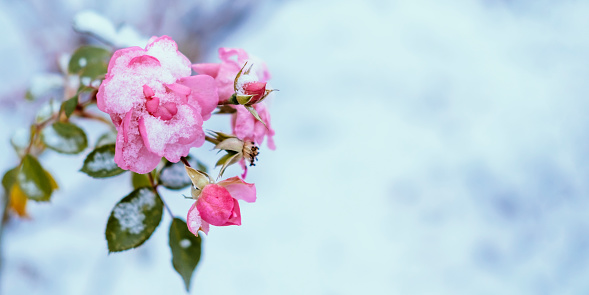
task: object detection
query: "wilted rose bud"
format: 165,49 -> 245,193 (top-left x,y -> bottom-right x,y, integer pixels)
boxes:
206,131 -> 259,178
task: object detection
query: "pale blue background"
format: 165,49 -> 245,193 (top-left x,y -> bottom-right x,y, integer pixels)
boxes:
2,0 -> 589,294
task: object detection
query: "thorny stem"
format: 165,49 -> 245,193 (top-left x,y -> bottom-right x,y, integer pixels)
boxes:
180,157 -> 191,167
148,172 -> 174,217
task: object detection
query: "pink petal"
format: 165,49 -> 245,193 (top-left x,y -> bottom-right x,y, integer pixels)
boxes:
196,184 -> 235,226
165,83 -> 191,96
219,48 -> 249,65
128,55 -> 161,67
191,63 -> 221,78
143,84 -> 154,97
145,96 -> 160,114
232,105 -> 255,141
218,176 -> 256,203
187,202 -> 207,236
177,75 -> 219,120
223,199 -> 241,226
122,110 -> 133,143
114,120 -> 161,174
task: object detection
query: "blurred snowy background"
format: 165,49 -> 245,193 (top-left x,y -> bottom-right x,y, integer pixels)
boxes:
2,0 -> 589,294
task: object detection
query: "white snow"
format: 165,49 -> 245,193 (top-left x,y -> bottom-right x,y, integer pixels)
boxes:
179,239 -> 191,248
41,124 -> 83,153
113,189 -> 156,234
73,10 -> 149,48
85,150 -> 119,172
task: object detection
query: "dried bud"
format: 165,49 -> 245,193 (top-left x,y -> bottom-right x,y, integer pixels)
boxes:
207,131 -> 260,178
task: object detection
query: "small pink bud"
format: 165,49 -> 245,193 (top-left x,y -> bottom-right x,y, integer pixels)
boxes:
242,82 -> 267,104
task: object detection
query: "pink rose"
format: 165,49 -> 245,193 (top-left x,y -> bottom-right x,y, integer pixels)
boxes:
186,176 -> 256,235
232,103 -> 275,150
97,36 -> 218,174
192,48 -> 271,104
192,48 -> 275,149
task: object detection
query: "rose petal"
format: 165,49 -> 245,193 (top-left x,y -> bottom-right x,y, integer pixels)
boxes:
218,176 -> 256,203
187,202 -> 209,236
177,75 -> 219,120
191,63 -> 220,78
196,184 -> 235,226
223,199 -> 241,226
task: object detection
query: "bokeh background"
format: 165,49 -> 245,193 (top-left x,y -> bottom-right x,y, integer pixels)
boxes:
2,0 -> 589,294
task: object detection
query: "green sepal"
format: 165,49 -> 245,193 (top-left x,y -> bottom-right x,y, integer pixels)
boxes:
41,122 -> 88,154
236,94 -> 253,105
245,105 -> 268,129
169,218 -> 202,291
215,151 -> 241,179
17,155 -> 53,201
80,144 -> 125,178
105,187 -> 163,252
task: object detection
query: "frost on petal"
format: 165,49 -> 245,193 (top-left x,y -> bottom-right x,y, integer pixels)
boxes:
187,202 -> 209,236
196,184 -> 236,226
114,115 -> 161,174
218,177 -> 256,203
145,36 -> 191,79
139,105 -> 204,161
177,75 -> 219,120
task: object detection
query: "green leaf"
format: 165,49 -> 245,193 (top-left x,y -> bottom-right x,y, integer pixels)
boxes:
105,187 -> 163,252
159,158 -> 197,190
95,131 -> 117,147
62,96 -> 78,118
79,62 -> 108,81
68,46 -> 111,74
41,122 -> 88,154
131,172 -> 151,189
17,155 -> 53,201
81,144 -> 125,178
169,218 -> 202,291
2,167 -> 18,195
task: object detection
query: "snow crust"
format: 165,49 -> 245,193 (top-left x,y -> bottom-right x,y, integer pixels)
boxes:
113,189 -> 156,234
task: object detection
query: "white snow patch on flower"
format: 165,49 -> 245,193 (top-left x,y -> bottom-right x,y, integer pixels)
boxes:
179,239 -> 191,248
113,189 -> 156,234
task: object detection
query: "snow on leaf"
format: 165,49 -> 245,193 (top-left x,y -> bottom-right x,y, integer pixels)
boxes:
81,144 -> 125,178
105,187 -> 163,252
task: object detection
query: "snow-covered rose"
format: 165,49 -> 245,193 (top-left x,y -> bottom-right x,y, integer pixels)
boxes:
97,36 -> 218,173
